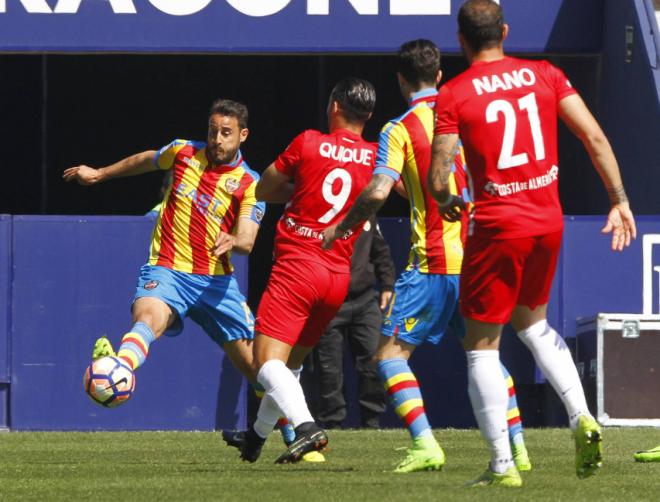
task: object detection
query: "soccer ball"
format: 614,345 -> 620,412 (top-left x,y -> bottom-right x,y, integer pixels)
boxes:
83,356 -> 135,408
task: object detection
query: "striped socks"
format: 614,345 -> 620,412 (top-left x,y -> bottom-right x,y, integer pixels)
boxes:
378,358 -> 433,440
500,363 -> 524,442
117,322 -> 157,371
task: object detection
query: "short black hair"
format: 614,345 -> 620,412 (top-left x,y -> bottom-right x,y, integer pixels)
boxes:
458,0 -> 505,53
329,78 -> 376,124
208,99 -> 249,129
397,39 -> 441,88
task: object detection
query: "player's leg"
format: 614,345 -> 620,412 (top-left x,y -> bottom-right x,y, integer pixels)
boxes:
243,260 -> 335,463
183,273 -> 295,461
115,297 -> 176,370
377,271 -> 454,473
101,265 -> 186,370
255,334 -> 326,464
463,318 -> 521,487
499,363 -> 531,471
347,292 -> 386,429
460,235 -> 528,487
266,268 -> 349,464
512,230 -> 601,479
450,305 -> 531,470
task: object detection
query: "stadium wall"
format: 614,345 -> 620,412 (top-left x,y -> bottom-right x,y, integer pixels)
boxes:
599,0 -> 660,215
1,215 -> 658,431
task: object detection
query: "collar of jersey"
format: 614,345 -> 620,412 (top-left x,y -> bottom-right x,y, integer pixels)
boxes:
409,87 -> 438,107
471,55 -> 509,68
333,128 -> 363,140
206,150 -> 243,171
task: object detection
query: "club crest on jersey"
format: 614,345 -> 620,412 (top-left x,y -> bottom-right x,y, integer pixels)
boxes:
255,208 -> 264,222
144,280 -> 159,291
485,181 -> 500,196
225,178 -> 241,193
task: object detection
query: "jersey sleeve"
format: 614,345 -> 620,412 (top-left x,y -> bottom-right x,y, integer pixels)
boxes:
153,139 -> 189,170
542,61 -> 578,103
239,179 -> 267,225
274,131 -> 307,177
374,122 -> 406,182
434,85 -> 460,135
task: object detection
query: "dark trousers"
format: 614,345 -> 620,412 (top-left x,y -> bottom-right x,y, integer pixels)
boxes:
305,289 -> 387,428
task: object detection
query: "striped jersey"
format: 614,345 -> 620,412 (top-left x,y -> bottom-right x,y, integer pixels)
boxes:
149,139 -> 265,275
374,88 -> 468,274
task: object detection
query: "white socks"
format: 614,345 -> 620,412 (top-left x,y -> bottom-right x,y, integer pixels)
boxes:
254,393 -> 281,438
256,360 -> 314,429
517,320 -> 590,430
253,365 -> 305,438
466,350 -> 513,473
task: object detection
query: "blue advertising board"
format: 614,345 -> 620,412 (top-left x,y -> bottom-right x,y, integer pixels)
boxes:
0,0 -> 602,53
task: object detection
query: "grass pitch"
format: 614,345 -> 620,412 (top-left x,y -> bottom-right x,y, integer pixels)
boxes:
0,428 -> 659,501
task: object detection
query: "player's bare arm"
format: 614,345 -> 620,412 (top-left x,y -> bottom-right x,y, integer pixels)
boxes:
428,133 -> 466,222
393,178 -> 408,199
255,163 -> 294,203
62,150 -> 158,185
211,217 -> 259,257
558,94 -> 637,251
321,173 -> 394,250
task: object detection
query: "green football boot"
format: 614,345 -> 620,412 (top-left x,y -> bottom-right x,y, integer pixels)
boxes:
574,415 -> 603,479
465,466 -> 523,488
393,436 -> 445,473
92,336 -> 116,361
634,445 -> 660,463
511,441 -> 532,472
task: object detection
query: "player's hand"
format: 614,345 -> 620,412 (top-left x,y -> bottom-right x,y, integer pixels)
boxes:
211,231 -> 236,257
380,290 -> 393,311
602,202 -> 637,251
322,225 -> 341,250
62,165 -> 104,185
438,195 -> 467,222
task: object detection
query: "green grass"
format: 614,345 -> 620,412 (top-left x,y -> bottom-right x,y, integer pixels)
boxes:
0,428 -> 659,501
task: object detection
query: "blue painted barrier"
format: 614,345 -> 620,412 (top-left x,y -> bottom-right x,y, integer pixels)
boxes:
0,215 -> 11,428
10,216 -> 247,431
3,214 -> 659,430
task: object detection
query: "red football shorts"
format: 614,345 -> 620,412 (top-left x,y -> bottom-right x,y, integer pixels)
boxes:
460,230 -> 562,324
255,258 -> 350,347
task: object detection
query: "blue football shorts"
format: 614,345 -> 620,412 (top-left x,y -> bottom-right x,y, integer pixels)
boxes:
132,264 -> 254,346
381,269 -> 461,346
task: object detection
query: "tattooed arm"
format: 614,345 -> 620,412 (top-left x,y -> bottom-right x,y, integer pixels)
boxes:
428,132 -> 466,222
321,174 -> 395,250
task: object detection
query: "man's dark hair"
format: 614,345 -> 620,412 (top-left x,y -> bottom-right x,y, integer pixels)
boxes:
208,99 -> 249,129
458,0 -> 505,53
329,78 -> 376,124
397,39 -> 441,88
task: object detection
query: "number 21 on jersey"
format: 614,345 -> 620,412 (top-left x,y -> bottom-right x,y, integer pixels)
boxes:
486,92 -> 546,170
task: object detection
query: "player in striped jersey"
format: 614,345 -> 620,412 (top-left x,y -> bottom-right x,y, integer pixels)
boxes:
63,99 -> 264,385
323,40 -> 530,473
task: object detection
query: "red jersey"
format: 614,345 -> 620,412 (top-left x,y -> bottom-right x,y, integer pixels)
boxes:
273,128 -> 377,273
435,57 -> 577,239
